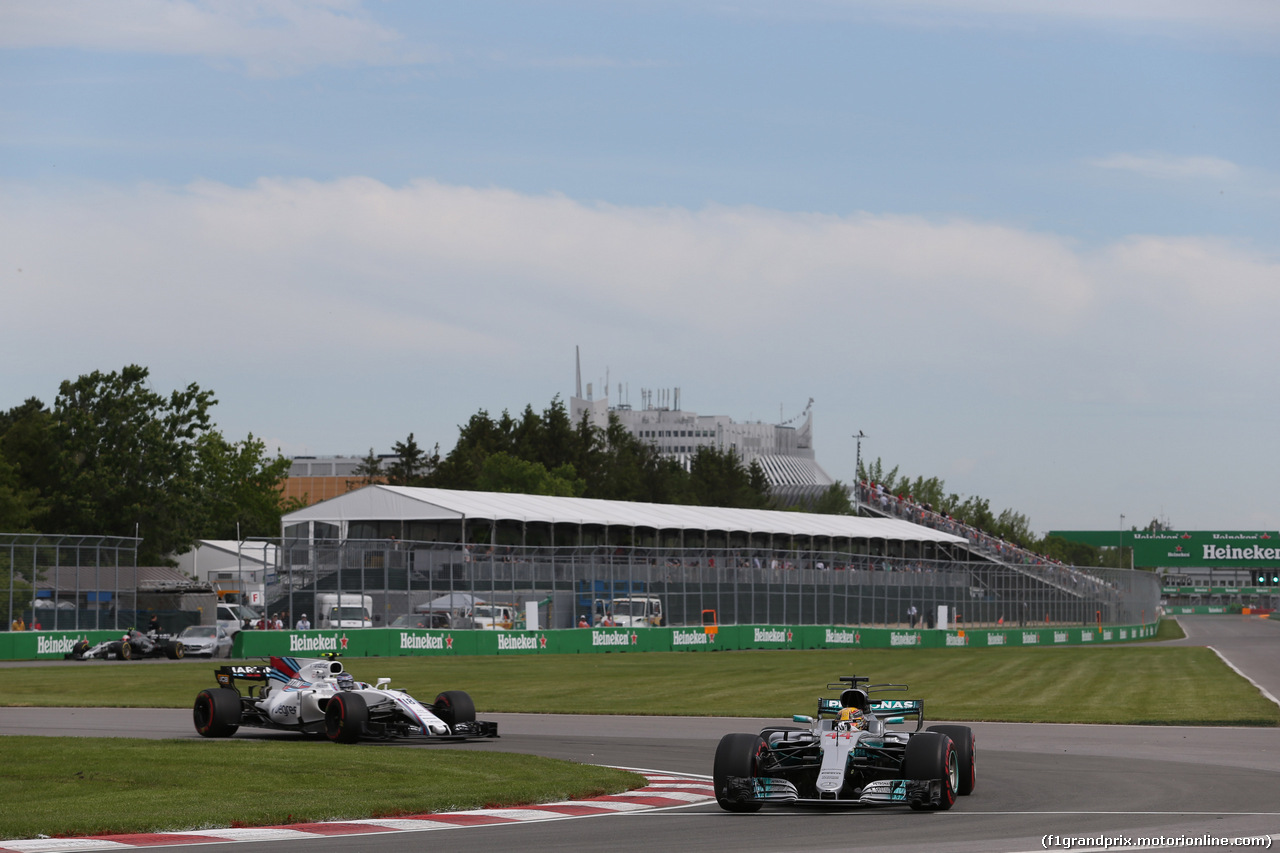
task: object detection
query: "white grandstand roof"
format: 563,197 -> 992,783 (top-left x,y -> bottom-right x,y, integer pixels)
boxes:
283,486 -> 967,544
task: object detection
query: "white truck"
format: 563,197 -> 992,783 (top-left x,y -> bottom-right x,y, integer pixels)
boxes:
317,593 -> 374,629
470,602 -> 517,630
606,596 -> 664,628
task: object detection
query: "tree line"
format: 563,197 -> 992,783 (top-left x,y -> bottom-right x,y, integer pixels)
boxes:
0,365 -> 298,565
1,364 -> 1151,572
349,396 -> 778,510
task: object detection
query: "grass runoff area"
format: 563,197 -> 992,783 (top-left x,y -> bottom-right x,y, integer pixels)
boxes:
5,619 -> 1277,725
0,737 -> 641,840
3,619 -> 1277,840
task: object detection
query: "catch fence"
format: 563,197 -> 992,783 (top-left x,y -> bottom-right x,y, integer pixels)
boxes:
2,534 -> 141,631
272,539 -> 1160,631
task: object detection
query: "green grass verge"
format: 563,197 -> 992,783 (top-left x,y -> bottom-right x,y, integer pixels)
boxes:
4,621 -> 1274,725
0,737 -> 643,840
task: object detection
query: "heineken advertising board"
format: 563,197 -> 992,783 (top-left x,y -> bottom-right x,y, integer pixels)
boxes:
1,622 -> 1162,660
1051,529 -> 1280,570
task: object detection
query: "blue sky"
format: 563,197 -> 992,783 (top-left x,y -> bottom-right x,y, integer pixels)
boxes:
3,1 -> 1278,534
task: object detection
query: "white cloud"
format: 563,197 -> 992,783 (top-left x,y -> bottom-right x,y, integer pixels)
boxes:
3,176 -> 1276,371
1089,153 -> 1242,181
0,0 -> 427,76
818,0 -> 1280,37
4,175 -> 1278,528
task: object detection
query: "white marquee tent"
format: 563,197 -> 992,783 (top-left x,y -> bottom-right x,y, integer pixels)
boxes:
282,485 -> 967,547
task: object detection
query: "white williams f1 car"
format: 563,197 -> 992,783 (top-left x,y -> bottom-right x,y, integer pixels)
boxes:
713,675 -> 975,812
192,655 -> 498,743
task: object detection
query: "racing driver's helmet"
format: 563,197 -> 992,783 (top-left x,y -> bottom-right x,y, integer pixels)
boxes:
836,706 -> 867,732
335,673 -> 356,691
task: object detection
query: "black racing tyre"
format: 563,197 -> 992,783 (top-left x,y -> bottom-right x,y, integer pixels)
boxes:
193,688 -> 242,737
433,690 -> 476,728
325,692 -> 369,744
713,733 -> 765,813
166,641 -> 184,660
928,725 -> 975,795
65,639 -> 91,660
118,641 -> 132,660
903,731 -> 957,811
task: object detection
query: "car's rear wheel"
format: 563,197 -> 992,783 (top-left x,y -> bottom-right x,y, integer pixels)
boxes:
713,733 -> 765,812
928,725 -> 975,795
325,692 -> 369,744
433,690 -> 476,728
904,731 -> 956,811
193,688 -> 242,737
118,641 -> 132,660
166,642 -> 184,660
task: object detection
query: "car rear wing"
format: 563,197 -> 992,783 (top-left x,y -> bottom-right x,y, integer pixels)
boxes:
821,675 -> 925,730
214,664 -> 271,689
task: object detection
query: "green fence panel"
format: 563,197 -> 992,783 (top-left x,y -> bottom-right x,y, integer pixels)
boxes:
6,619 -> 1163,661
1,630 -> 123,660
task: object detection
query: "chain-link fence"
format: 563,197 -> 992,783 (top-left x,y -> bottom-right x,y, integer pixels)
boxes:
2,534 -> 141,631
270,539 -> 1161,631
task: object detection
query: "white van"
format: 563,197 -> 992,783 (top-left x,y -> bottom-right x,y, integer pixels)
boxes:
317,593 -> 374,629
216,603 -> 260,636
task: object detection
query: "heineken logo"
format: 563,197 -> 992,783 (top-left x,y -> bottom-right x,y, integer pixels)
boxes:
889,632 -> 920,646
1203,545 -> 1280,561
290,634 -> 339,652
672,631 -> 708,646
591,631 -> 636,647
753,628 -> 790,643
497,634 -> 545,651
824,628 -> 859,645
36,635 -> 82,655
399,632 -> 445,650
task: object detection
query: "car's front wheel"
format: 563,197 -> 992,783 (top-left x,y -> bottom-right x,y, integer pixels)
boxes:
433,690 -> 476,728
927,725 -> 975,795
904,731 -> 957,811
713,733 -> 765,813
325,692 -> 369,744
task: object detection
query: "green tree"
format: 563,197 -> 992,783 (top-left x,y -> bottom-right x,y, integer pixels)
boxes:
46,366 -> 216,563
475,452 -> 585,496
0,453 -> 37,531
194,432 -> 300,541
353,448 -> 384,487
0,366 -> 302,565
811,482 -> 854,515
386,433 -> 437,487
687,446 -> 770,509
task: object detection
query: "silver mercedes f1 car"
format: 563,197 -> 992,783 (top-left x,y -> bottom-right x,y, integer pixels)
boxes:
713,675 -> 975,811
192,655 -> 498,743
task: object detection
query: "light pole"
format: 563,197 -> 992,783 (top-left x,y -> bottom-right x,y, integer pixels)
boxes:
853,431 -> 866,482
1119,514 -> 1125,569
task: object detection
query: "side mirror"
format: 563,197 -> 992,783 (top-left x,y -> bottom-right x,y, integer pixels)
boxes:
885,716 -> 905,724
792,714 -> 815,723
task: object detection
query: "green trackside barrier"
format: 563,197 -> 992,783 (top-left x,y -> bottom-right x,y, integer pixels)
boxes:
1162,605 -> 1242,615
224,621 -> 1160,659
4,621 -> 1160,660
0,629 -> 126,660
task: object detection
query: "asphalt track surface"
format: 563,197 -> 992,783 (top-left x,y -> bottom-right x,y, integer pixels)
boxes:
2,615 -> 1279,853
